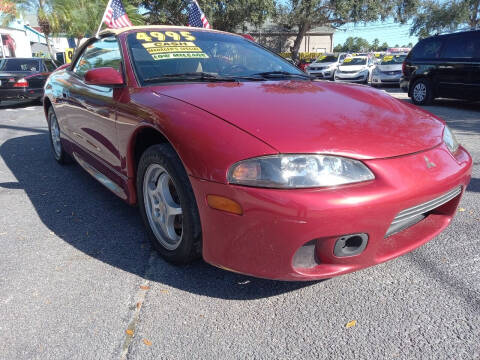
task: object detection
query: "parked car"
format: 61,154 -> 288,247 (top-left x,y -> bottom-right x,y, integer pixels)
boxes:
0,57 -> 58,104
334,56 -> 375,83
297,59 -> 313,72
43,26 -> 472,281
400,29 -> 480,105
306,53 -> 349,80
371,54 -> 407,87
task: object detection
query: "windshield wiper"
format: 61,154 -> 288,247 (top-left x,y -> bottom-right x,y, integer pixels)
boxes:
252,71 -> 314,80
143,72 -> 237,83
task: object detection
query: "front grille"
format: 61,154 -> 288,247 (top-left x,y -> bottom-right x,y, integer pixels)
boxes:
339,70 -> 358,74
381,70 -> 401,75
386,186 -> 462,237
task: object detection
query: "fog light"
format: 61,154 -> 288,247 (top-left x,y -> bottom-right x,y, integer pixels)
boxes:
334,233 -> 368,257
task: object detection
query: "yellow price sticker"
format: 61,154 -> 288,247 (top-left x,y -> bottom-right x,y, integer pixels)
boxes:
383,55 -> 393,61
343,58 -> 353,63
136,31 -> 196,43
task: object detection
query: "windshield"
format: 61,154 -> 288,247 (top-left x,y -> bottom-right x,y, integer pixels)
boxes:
0,59 -> 40,72
381,55 -> 406,65
341,58 -> 367,66
314,55 -> 337,63
127,30 -> 306,84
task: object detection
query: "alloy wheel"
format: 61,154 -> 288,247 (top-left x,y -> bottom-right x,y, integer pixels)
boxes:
413,82 -> 427,103
143,164 -> 183,250
49,111 -> 62,158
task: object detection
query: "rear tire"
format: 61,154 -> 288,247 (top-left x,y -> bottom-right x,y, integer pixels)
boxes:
137,144 -> 202,264
411,78 -> 434,105
47,106 -> 71,164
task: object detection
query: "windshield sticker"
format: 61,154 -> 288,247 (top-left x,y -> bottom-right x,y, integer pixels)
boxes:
152,53 -> 209,61
383,55 -> 393,61
343,58 -> 352,63
318,55 -> 326,60
136,31 -> 196,43
142,41 -> 203,54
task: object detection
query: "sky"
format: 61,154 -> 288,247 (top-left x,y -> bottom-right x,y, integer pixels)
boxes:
333,20 -> 419,47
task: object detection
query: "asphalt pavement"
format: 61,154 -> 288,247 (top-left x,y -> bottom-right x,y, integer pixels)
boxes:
0,90 -> 479,360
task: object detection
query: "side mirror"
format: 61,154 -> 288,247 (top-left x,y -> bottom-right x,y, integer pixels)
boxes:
85,67 -> 124,86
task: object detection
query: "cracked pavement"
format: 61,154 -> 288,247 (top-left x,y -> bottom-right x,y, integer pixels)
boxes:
0,89 -> 479,359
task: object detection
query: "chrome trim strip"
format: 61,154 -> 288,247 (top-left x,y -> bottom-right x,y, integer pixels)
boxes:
390,186 -> 462,226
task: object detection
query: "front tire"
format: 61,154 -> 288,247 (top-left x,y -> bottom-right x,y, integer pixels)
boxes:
137,144 -> 202,264
411,78 -> 434,105
47,106 -> 71,164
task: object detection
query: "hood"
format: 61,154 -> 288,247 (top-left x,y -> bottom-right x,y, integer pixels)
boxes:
310,61 -> 336,68
376,64 -> 402,72
154,80 -> 444,159
338,65 -> 367,72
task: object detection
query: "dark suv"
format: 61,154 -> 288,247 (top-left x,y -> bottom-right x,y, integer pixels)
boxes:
400,30 -> 480,105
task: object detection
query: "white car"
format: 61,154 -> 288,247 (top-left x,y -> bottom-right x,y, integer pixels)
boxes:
306,53 -> 349,80
334,56 -> 375,84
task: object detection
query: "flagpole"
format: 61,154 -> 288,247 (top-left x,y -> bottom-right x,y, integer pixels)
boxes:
95,0 -> 113,38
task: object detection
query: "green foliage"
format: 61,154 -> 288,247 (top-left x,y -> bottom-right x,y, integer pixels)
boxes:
273,0 -> 414,60
410,0 -> 480,38
130,0 -> 274,32
49,0 -> 143,39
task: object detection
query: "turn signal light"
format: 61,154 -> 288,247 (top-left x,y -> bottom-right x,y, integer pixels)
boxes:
14,78 -> 28,88
207,195 -> 243,215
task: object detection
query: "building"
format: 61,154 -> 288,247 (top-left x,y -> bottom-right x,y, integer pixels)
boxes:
245,20 -> 335,54
0,15 -> 71,60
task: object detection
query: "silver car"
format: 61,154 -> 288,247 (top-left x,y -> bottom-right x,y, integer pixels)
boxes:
306,53 -> 349,80
371,54 -> 407,87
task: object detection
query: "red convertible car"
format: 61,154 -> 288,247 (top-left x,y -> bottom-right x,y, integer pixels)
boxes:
43,26 -> 472,281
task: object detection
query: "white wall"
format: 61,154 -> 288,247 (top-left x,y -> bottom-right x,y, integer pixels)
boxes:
0,28 -> 32,57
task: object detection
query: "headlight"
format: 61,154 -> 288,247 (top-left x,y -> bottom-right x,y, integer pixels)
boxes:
228,155 -> 375,188
443,125 -> 459,154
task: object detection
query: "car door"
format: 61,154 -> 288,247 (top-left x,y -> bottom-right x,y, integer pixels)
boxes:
437,34 -> 471,99
65,36 -> 123,175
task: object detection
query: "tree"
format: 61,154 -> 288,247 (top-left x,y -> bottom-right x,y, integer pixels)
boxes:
333,36 -> 371,52
274,0 -> 414,60
131,0 -> 274,32
49,0 -> 142,42
371,38 -> 380,51
381,41 -> 389,50
410,0 -> 480,38
5,0 -> 57,58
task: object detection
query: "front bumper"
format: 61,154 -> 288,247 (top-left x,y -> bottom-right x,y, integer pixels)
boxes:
371,73 -> 401,85
190,144 -> 472,281
308,70 -> 334,80
0,88 -> 43,101
400,77 -> 410,92
335,72 -> 368,83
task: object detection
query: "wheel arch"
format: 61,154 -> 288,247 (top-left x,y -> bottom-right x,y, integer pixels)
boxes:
43,96 -> 53,117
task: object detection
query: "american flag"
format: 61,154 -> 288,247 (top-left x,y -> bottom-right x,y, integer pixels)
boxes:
188,0 -> 210,29
103,0 -> 132,29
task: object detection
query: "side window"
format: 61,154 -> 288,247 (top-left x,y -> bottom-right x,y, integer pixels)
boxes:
44,60 -> 56,72
411,38 -> 444,60
73,36 -> 122,78
441,35 -> 474,59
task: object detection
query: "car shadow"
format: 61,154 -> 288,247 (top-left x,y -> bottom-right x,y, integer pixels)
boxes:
0,132 -> 317,300
0,100 -> 40,109
467,177 -> 480,194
